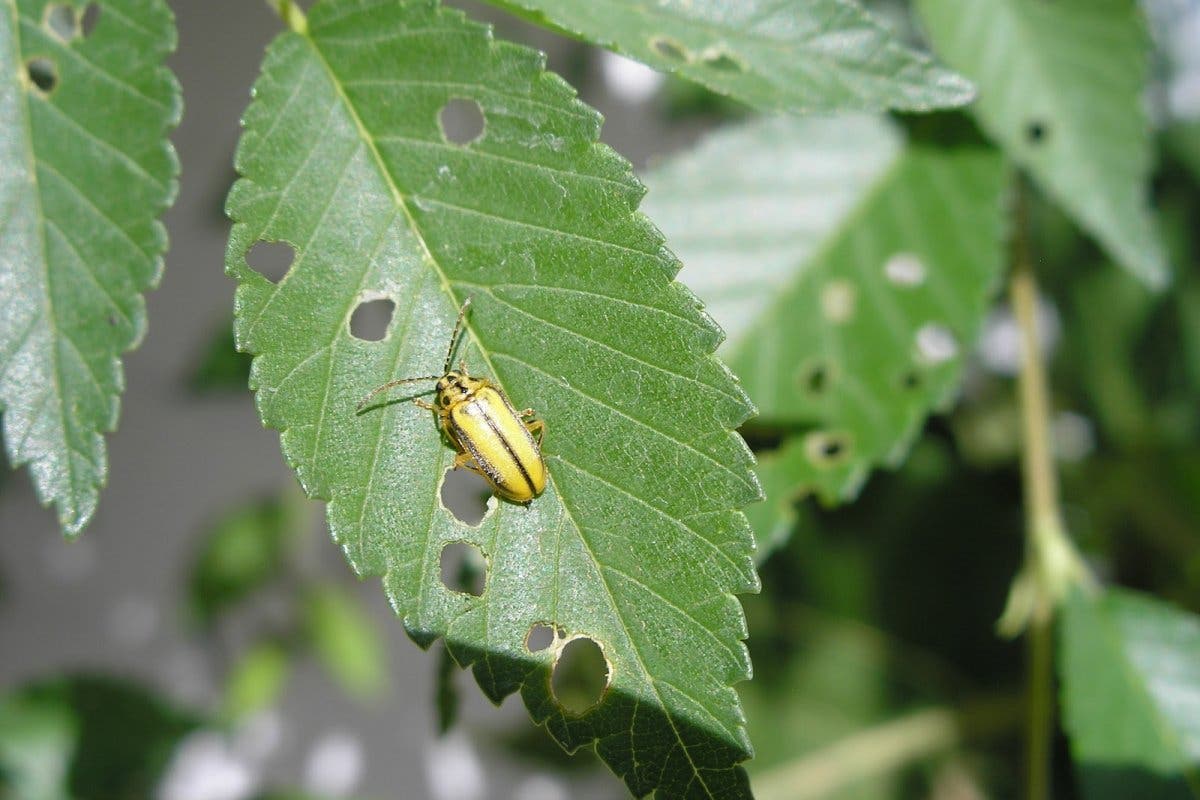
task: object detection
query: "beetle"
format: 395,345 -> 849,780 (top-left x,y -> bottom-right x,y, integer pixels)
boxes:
356,298 -> 546,504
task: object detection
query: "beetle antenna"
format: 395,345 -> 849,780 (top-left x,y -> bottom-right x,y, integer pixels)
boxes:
443,297 -> 472,374
356,377 -> 440,411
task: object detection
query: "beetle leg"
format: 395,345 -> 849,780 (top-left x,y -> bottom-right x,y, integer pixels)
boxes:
524,418 -> 545,445
453,451 -> 485,475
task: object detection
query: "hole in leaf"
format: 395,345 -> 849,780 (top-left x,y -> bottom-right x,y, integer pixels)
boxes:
899,369 -> 922,391
45,4 -> 78,40
799,360 -> 832,395
349,297 -> 395,341
821,280 -> 856,323
1025,120 -> 1048,144
245,241 -> 295,284
700,49 -> 744,72
552,637 -> 609,715
80,3 -> 100,36
804,431 -> 852,468
440,541 -> 486,597
439,98 -> 485,145
440,467 -> 491,526
526,623 -> 556,653
884,252 -> 926,286
650,36 -> 689,62
27,58 -> 58,94
915,323 -> 958,365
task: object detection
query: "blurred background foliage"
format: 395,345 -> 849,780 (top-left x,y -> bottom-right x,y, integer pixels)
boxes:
2,0 -> 1199,797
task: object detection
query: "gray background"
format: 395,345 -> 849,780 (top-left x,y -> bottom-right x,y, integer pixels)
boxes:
0,1 -> 707,797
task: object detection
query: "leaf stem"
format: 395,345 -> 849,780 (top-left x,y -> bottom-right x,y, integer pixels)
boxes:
263,0 -> 308,34
998,177 -> 1094,800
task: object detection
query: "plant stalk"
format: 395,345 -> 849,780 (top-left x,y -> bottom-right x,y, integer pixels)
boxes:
263,0 -> 308,33
1002,178 -> 1093,800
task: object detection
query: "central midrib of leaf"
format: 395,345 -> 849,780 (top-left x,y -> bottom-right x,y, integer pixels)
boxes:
298,27 -> 732,790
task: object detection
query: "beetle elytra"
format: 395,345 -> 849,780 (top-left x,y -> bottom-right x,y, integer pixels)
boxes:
356,298 -> 546,504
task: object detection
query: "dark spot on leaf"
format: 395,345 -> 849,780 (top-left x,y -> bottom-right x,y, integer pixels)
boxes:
526,623 -> 555,653
439,98 -> 484,145
800,361 -> 832,395
440,467 -> 490,526
804,431 -> 852,468
552,636 -> 609,715
107,314 -> 118,327
245,241 -> 295,284
439,541 -> 486,597
27,58 -> 58,94
81,3 -> 100,36
900,369 -> 921,391
349,297 -> 394,341
45,4 -> 77,40
650,36 -> 689,62
1026,120 -> 1048,144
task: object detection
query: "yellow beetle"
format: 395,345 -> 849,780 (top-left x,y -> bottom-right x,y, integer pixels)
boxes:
356,299 -> 546,503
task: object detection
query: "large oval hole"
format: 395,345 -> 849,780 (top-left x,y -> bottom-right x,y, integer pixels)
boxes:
551,637 -> 609,715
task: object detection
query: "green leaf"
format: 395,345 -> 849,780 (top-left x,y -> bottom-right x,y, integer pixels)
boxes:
484,0 -> 974,114
223,641 -> 292,720
643,115 -> 1006,504
187,489 -> 306,627
225,2 -> 760,797
916,0 -> 1167,288
0,0 -> 181,535
304,585 -> 386,701
1060,589 -> 1200,799
0,693 -> 75,800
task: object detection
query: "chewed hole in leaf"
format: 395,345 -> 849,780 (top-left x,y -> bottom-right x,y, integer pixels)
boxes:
440,467 -> 491,526
526,623 -> 556,653
650,35 -> 690,62
81,3 -> 100,36
804,430 -> 852,468
26,58 -> 58,94
245,241 -> 295,284
899,369 -> 922,391
821,280 -> 856,323
348,296 -> 395,341
885,252 -> 926,286
915,323 -> 958,365
700,48 -> 744,72
799,360 -> 833,395
552,636 -> 610,715
439,98 -> 485,145
439,541 -> 487,597
45,4 -> 78,40
1026,120 -> 1048,145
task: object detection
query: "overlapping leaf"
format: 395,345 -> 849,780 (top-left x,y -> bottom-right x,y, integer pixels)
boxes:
226,1 -> 760,796
0,0 -> 180,535
643,116 -> 1006,504
1060,589 -> 1200,798
485,0 -> 974,114
917,0 -> 1167,288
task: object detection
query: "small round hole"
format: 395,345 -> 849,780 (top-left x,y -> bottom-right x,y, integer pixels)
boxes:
650,36 -> 689,62
439,541 -> 486,597
26,58 -> 58,94
440,467 -> 491,526
45,4 -> 78,41
526,623 -> 556,653
80,3 -> 100,36
349,297 -> 395,341
551,637 -> 609,715
915,323 -> 958,365
1025,120 -> 1048,145
804,431 -> 852,468
439,98 -> 485,145
884,253 -> 926,287
245,241 -> 295,284
821,280 -> 856,324
700,50 -> 744,72
899,369 -> 921,391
